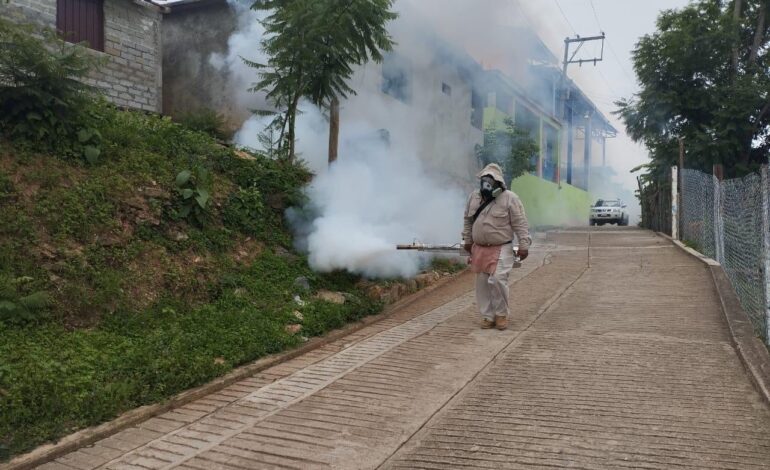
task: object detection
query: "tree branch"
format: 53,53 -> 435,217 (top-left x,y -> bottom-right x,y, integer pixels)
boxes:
752,98 -> 770,134
748,1 -> 767,64
732,0 -> 743,72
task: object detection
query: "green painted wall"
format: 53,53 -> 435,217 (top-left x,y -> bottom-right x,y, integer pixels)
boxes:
510,174 -> 591,228
483,107 -> 508,129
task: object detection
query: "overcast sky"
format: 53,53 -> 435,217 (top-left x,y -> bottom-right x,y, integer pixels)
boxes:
518,0 -> 692,191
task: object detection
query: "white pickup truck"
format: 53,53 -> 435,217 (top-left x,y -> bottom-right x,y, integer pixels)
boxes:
590,198 -> 629,226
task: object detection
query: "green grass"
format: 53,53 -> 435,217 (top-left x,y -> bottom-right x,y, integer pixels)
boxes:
0,105 -> 384,460
682,239 -> 701,251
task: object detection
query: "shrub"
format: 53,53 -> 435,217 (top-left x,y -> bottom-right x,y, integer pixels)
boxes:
173,167 -> 212,226
475,116 -> 537,183
222,186 -> 267,236
213,151 -> 311,209
0,275 -> 50,326
0,173 -> 14,204
0,19 -> 103,162
177,108 -> 233,141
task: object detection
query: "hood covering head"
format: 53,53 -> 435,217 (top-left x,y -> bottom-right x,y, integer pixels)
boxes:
477,163 -> 507,189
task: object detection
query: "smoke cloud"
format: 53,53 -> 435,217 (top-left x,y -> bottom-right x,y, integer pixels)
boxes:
212,0 -> 646,277
207,2 -> 270,116
236,98 -> 467,278
291,138 -> 465,278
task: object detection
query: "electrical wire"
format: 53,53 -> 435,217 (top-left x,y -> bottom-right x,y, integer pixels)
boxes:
586,0 -> 637,83
554,0 -> 578,35
555,0 -> 619,103
513,0 -> 538,34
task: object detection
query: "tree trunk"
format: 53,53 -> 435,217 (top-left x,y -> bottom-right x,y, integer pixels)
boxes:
288,113 -> 295,162
732,0 -> 743,72
328,96 -> 340,165
287,93 -> 302,162
749,1 -> 767,64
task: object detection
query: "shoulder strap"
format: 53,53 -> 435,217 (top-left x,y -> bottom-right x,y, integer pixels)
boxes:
471,198 -> 494,223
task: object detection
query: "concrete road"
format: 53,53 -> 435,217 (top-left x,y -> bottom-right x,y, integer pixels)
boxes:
38,228 -> 770,470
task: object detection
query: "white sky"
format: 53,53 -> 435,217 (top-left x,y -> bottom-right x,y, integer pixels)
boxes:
518,0 -> 692,190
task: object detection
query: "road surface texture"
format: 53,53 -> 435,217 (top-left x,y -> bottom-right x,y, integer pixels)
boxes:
34,228 -> 770,470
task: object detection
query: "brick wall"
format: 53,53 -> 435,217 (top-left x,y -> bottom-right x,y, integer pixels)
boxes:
1,0 -> 163,112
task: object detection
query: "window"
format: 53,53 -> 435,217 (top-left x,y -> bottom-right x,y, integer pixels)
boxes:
381,53 -> 411,104
442,82 -> 452,96
471,90 -> 483,130
57,0 -> 104,51
496,93 -> 513,115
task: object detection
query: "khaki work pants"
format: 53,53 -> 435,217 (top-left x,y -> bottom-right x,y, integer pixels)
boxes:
475,246 -> 515,321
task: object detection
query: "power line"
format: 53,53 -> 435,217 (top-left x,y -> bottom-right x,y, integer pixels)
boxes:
554,0 -> 577,35
596,68 -> 618,97
588,0 -> 603,31
586,0 -> 636,84
607,42 -> 636,84
513,0 -> 537,35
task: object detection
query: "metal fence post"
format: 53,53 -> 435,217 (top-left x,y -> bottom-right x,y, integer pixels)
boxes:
672,166 -> 679,240
761,165 -> 770,342
713,169 -> 725,265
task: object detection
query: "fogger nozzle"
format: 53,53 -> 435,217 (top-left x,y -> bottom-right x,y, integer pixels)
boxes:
396,243 -> 468,255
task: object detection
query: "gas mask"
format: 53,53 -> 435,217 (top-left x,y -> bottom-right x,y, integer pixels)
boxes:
480,175 -> 502,200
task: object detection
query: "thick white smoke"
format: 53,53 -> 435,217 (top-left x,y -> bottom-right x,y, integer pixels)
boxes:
298,139 -> 465,278
216,0 -> 648,276
208,2 -> 270,113
240,100 -> 467,278
234,103 -> 330,175
223,4 -> 476,278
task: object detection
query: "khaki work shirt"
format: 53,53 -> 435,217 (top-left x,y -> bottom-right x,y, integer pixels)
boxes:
462,190 -> 532,249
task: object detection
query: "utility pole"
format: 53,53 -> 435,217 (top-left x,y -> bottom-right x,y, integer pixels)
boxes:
559,33 -> 605,187
678,137 -> 685,237
584,111 -> 593,190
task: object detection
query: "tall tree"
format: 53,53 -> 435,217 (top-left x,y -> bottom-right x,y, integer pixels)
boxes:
475,117 -> 538,184
615,0 -> 770,177
250,0 -> 397,164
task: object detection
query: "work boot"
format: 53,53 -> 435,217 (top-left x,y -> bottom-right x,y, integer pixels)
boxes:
495,315 -> 508,330
481,318 -> 495,329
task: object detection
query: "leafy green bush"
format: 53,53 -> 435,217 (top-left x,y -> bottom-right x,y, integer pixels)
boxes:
0,173 -> 14,204
222,186 -> 266,236
475,116 -> 537,183
101,110 -> 225,166
0,19 -> 103,162
0,275 -> 50,326
177,108 -> 233,141
173,167 -> 212,226
214,152 -> 311,210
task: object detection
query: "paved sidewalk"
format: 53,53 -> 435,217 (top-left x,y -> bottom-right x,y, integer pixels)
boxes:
34,229 -> 770,469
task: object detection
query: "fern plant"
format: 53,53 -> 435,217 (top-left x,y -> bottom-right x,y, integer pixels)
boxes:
0,18 -> 103,162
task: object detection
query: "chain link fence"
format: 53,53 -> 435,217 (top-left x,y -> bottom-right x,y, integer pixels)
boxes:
638,167 -> 672,235
681,170 -> 717,259
680,168 -> 770,343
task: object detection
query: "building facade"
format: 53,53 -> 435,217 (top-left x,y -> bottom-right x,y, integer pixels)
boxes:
1,0 -> 165,112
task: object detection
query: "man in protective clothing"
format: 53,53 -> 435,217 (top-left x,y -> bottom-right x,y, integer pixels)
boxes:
462,163 -> 531,330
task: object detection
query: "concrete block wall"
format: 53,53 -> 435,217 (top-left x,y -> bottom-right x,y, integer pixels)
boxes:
1,0 -> 162,112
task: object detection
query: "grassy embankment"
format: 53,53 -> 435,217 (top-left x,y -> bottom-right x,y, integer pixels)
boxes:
0,108 -> 388,459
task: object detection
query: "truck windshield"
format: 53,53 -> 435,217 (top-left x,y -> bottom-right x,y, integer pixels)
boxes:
595,200 -> 620,207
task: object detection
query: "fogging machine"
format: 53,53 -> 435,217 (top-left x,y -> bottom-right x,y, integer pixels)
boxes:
396,242 -> 522,265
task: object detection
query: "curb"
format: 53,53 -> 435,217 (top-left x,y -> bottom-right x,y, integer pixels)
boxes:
2,269 -> 469,470
662,233 -> 770,406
